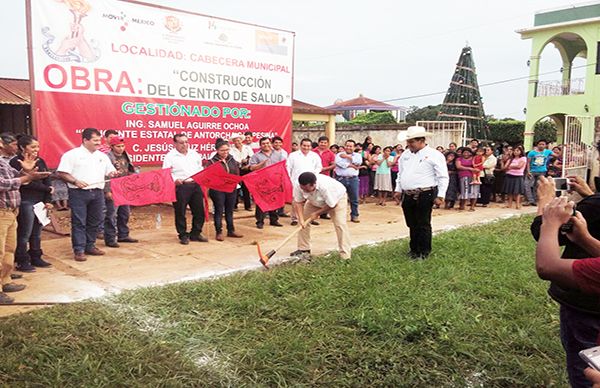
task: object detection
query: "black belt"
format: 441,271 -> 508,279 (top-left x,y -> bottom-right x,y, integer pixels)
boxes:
403,186 -> 436,195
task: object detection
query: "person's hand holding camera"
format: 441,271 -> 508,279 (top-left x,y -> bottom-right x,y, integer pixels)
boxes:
564,211 -> 592,245
542,197 -> 574,228
536,176 -> 556,215
568,175 -> 594,197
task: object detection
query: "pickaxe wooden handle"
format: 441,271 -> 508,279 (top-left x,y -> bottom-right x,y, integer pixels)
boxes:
258,216 -> 315,269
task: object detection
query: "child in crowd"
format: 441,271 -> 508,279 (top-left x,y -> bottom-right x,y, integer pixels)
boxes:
445,151 -> 459,209
50,172 -> 69,210
471,147 -> 485,185
368,145 -> 381,196
374,146 -> 396,206
355,143 -> 369,204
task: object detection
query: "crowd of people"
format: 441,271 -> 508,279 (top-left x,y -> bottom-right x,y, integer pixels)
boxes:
3,125 -> 600,386
0,128 -> 575,300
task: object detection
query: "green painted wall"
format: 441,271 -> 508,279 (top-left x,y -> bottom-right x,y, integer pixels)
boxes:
520,21 -> 600,149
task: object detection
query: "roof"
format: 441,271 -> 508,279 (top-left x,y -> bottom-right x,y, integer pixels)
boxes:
325,94 -> 401,111
534,2 -> 600,26
292,99 -> 336,115
0,78 -> 30,105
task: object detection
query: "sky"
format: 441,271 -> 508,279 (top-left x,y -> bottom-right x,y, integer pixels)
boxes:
0,0 -> 581,120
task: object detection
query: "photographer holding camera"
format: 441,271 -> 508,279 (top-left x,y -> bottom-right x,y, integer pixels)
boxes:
532,175 -> 600,387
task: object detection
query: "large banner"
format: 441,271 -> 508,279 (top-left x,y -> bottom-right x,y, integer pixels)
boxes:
28,0 -> 294,167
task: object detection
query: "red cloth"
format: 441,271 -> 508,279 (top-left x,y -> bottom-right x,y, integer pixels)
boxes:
191,162 -> 242,193
314,147 -> 336,175
192,161 -> 243,220
242,160 -> 292,212
573,258 -> 600,295
111,168 -> 176,206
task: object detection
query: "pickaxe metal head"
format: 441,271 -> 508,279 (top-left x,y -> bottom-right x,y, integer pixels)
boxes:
257,243 -> 276,269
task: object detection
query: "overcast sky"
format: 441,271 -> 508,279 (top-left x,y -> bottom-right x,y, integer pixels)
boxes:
1,0 -> 582,119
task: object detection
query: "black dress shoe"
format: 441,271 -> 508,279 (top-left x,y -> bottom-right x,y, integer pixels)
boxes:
310,220 -> 320,226
10,274 -> 23,280
117,237 -> 139,243
105,241 -> 120,248
179,236 -> 190,245
270,221 -> 284,227
3,283 -> 26,293
15,263 -> 36,272
190,234 -> 209,242
290,221 -> 298,226
278,212 -> 291,218
31,258 -> 52,267
319,214 -> 331,220
256,223 -> 264,229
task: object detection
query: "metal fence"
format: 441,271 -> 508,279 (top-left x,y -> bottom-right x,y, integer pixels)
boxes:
416,120 -> 467,148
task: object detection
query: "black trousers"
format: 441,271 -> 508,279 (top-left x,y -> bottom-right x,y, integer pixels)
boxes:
478,175 -> 494,205
173,183 -> 204,239
255,205 -> 279,226
401,190 -> 434,256
209,189 -> 236,234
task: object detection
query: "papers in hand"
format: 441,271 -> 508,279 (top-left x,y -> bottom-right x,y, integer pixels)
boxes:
33,202 -> 51,226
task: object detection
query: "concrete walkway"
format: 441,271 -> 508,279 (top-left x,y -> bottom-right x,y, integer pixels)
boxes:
0,203 -> 536,316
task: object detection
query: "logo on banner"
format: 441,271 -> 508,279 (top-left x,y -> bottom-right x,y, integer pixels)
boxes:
255,30 -> 288,55
102,11 -> 155,31
41,0 -> 100,63
164,16 -> 182,33
204,19 -> 242,49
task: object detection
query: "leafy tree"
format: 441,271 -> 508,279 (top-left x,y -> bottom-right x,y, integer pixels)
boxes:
533,119 -> 557,143
347,111 -> 397,125
405,105 -> 443,123
487,119 -> 557,145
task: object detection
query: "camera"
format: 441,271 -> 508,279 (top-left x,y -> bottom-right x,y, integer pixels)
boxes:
553,177 -> 569,197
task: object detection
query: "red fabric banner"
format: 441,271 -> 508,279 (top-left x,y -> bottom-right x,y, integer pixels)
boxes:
191,162 -> 243,193
111,168 -> 176,206
242,160 -> 292,212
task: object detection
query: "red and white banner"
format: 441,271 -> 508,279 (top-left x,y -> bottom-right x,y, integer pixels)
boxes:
28,0 -> 294,167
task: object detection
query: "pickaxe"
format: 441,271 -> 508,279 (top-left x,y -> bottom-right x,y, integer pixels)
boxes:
257,217 -> 314,269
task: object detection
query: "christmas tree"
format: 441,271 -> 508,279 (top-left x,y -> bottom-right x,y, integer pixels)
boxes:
438,45 -> 489,139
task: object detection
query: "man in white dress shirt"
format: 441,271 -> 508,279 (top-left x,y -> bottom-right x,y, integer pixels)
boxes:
286,138 -> 322,226
57,128 -> 118,261
394,127 -> 449,260
162,133 -> 207,245
291,172 -> 351,259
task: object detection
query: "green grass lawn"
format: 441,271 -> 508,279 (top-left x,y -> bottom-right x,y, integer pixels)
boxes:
0,215 -> 567,387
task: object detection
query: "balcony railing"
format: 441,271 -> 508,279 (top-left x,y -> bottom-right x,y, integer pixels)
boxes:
536,77 -> 585,97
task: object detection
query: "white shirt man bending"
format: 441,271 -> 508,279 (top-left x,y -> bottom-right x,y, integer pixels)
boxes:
291,172 -> 351,260
393,127 -> 448,260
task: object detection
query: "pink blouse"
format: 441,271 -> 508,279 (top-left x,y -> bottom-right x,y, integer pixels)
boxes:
506,156 -> 527,176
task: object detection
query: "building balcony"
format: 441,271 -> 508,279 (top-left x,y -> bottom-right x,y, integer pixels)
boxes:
536,77 -> 585,97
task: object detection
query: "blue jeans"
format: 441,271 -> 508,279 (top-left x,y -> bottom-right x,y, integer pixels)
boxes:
104,197 -> 131,243
560,305 -> 600,388
525,172 -> 545,204
15,201 -> 43,265
209,190 -> 236,234
337,176 -> 359,218
69,188 -> 104,254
